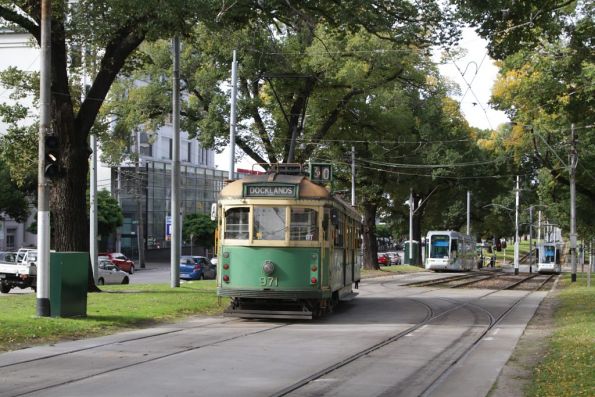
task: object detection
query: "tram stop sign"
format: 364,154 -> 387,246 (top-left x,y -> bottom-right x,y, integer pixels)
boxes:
309,163 -> 332,184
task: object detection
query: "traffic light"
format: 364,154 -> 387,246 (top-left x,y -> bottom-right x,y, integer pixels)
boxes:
44,135 -> 61,179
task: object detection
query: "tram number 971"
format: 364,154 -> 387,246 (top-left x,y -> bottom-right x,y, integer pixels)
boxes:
260,277 -> 278,287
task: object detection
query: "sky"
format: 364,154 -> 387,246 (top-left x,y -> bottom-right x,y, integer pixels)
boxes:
215,28 -> 510,172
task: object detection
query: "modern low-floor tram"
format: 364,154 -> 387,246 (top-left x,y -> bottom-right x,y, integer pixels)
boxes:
424,230 -> 477,272
536,242 -> 562,274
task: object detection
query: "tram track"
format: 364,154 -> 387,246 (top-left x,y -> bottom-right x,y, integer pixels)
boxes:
271,273 -> 557,397
2,319 -> 291,397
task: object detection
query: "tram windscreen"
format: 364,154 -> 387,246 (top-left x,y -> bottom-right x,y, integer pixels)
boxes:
290,208 -> 318,241
224,208 -> 249,239
429,235 -> 450,258
543,245 -> 556,263
254,207 -> 286,240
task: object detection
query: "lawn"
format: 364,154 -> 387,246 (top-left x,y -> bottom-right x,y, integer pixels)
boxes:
0,281 -> 222,352
527,273 -> 594,397
361,264 -> 424,278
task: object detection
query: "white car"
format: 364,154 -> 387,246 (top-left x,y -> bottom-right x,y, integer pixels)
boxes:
97,260 -> 130,285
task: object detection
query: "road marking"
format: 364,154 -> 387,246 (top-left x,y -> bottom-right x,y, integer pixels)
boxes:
492,328 -> 501,336
483,337 -> 495,341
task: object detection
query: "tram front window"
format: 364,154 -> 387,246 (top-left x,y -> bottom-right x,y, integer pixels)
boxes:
544,246 -> 555,263
430,235 -> 450,258
224,208 -> 249,239
254,207 -> 286,240
290,208 -> 318,241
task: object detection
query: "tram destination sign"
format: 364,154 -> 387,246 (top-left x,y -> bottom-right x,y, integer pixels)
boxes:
244,183 -> 298,198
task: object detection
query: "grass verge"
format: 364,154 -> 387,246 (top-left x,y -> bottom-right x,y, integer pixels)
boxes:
0,281 -> 222,352
361,265 -> 424,279
527,274 -> 594,397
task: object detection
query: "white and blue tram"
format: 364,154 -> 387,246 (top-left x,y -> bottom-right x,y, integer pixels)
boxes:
536,242 -> 562,274
424,230 -> 477,272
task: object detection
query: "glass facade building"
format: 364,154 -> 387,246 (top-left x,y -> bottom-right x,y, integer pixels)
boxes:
112,160 -> 227,257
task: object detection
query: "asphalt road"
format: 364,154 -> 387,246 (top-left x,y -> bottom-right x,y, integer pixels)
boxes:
0,272 -> 547,397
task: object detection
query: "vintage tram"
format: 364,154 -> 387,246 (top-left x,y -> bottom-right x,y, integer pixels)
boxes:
424,230 -> 477,271
215,168 -> 361,319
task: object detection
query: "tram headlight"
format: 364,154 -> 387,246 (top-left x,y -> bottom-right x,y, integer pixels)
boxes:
263,260 -> 275,275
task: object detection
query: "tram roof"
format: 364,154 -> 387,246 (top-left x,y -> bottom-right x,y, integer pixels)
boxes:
220,174 -> 331,200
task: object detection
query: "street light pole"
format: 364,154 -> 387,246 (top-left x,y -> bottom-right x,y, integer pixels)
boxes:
514,176 -> 520,275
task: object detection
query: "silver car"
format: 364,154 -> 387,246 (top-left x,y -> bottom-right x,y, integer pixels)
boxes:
97,260 -> 130,285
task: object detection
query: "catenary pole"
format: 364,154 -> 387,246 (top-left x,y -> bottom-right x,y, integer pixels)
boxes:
466,191 -> 471,235
529,206 -> 533,274
409,189 -> 413,264
228,50 -> 237,179
36,0 -> 51,317
351,146 -> 355,206
170,36 -> 181,287
90,133 -> 98,283
514,176 -> 520,275
570,123 -> 577,282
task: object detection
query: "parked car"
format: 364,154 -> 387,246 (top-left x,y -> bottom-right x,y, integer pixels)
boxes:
377,253 -> 390,266
179,255 -> 216,280
97,260 -> 130,285
99,252 -> 135,274
386,251 -> 401,265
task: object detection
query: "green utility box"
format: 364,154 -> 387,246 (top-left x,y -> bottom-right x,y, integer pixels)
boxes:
50,252 -> 88,317
403,240 -> 420,265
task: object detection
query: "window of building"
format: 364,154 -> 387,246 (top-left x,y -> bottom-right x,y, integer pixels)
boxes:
168,138 -> 173,160
187,142 -> 192,163
6,228 -> 16,250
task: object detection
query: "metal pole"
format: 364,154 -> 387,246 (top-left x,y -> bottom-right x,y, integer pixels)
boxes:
36,0 -> 51,317
351,146 -> 355,206
537,210 -> 541,243
136,130 -> 145,269
170,36 -> 181,287
228,50 -> 237,179
514,176 -> 520,275
529,206 -> 533,274
116,165 -> 122,252
409,189 -> 413,264
90,134 -> 98,283
588,239 -> 592,288
466,191 -> 471,235
570,123 -> 577,282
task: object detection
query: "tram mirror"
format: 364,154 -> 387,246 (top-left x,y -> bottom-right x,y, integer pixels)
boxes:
210,203 -> 217,221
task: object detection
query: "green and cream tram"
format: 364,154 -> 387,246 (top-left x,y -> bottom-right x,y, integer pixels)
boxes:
216,172 -> 361,319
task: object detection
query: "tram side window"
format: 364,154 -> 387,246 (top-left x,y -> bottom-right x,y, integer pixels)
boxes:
334,213 -> 344,247
290,208 -> 318,241
451,239 -> 458,258
254,207 -> 286,240
224,208 -> 250,239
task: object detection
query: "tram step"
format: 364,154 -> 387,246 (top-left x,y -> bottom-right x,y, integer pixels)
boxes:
224,308 -> 313,320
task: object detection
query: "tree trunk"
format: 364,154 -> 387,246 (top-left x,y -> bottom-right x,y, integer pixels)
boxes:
362,202 -> 379,270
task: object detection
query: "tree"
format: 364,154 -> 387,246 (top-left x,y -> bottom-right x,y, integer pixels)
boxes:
182,213 -> 216,249
0,159 -> 30,222
96,190 -> 123,239
0,0 -> 459,254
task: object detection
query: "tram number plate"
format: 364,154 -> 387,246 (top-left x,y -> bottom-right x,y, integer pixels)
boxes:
260,277 -> 278,287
